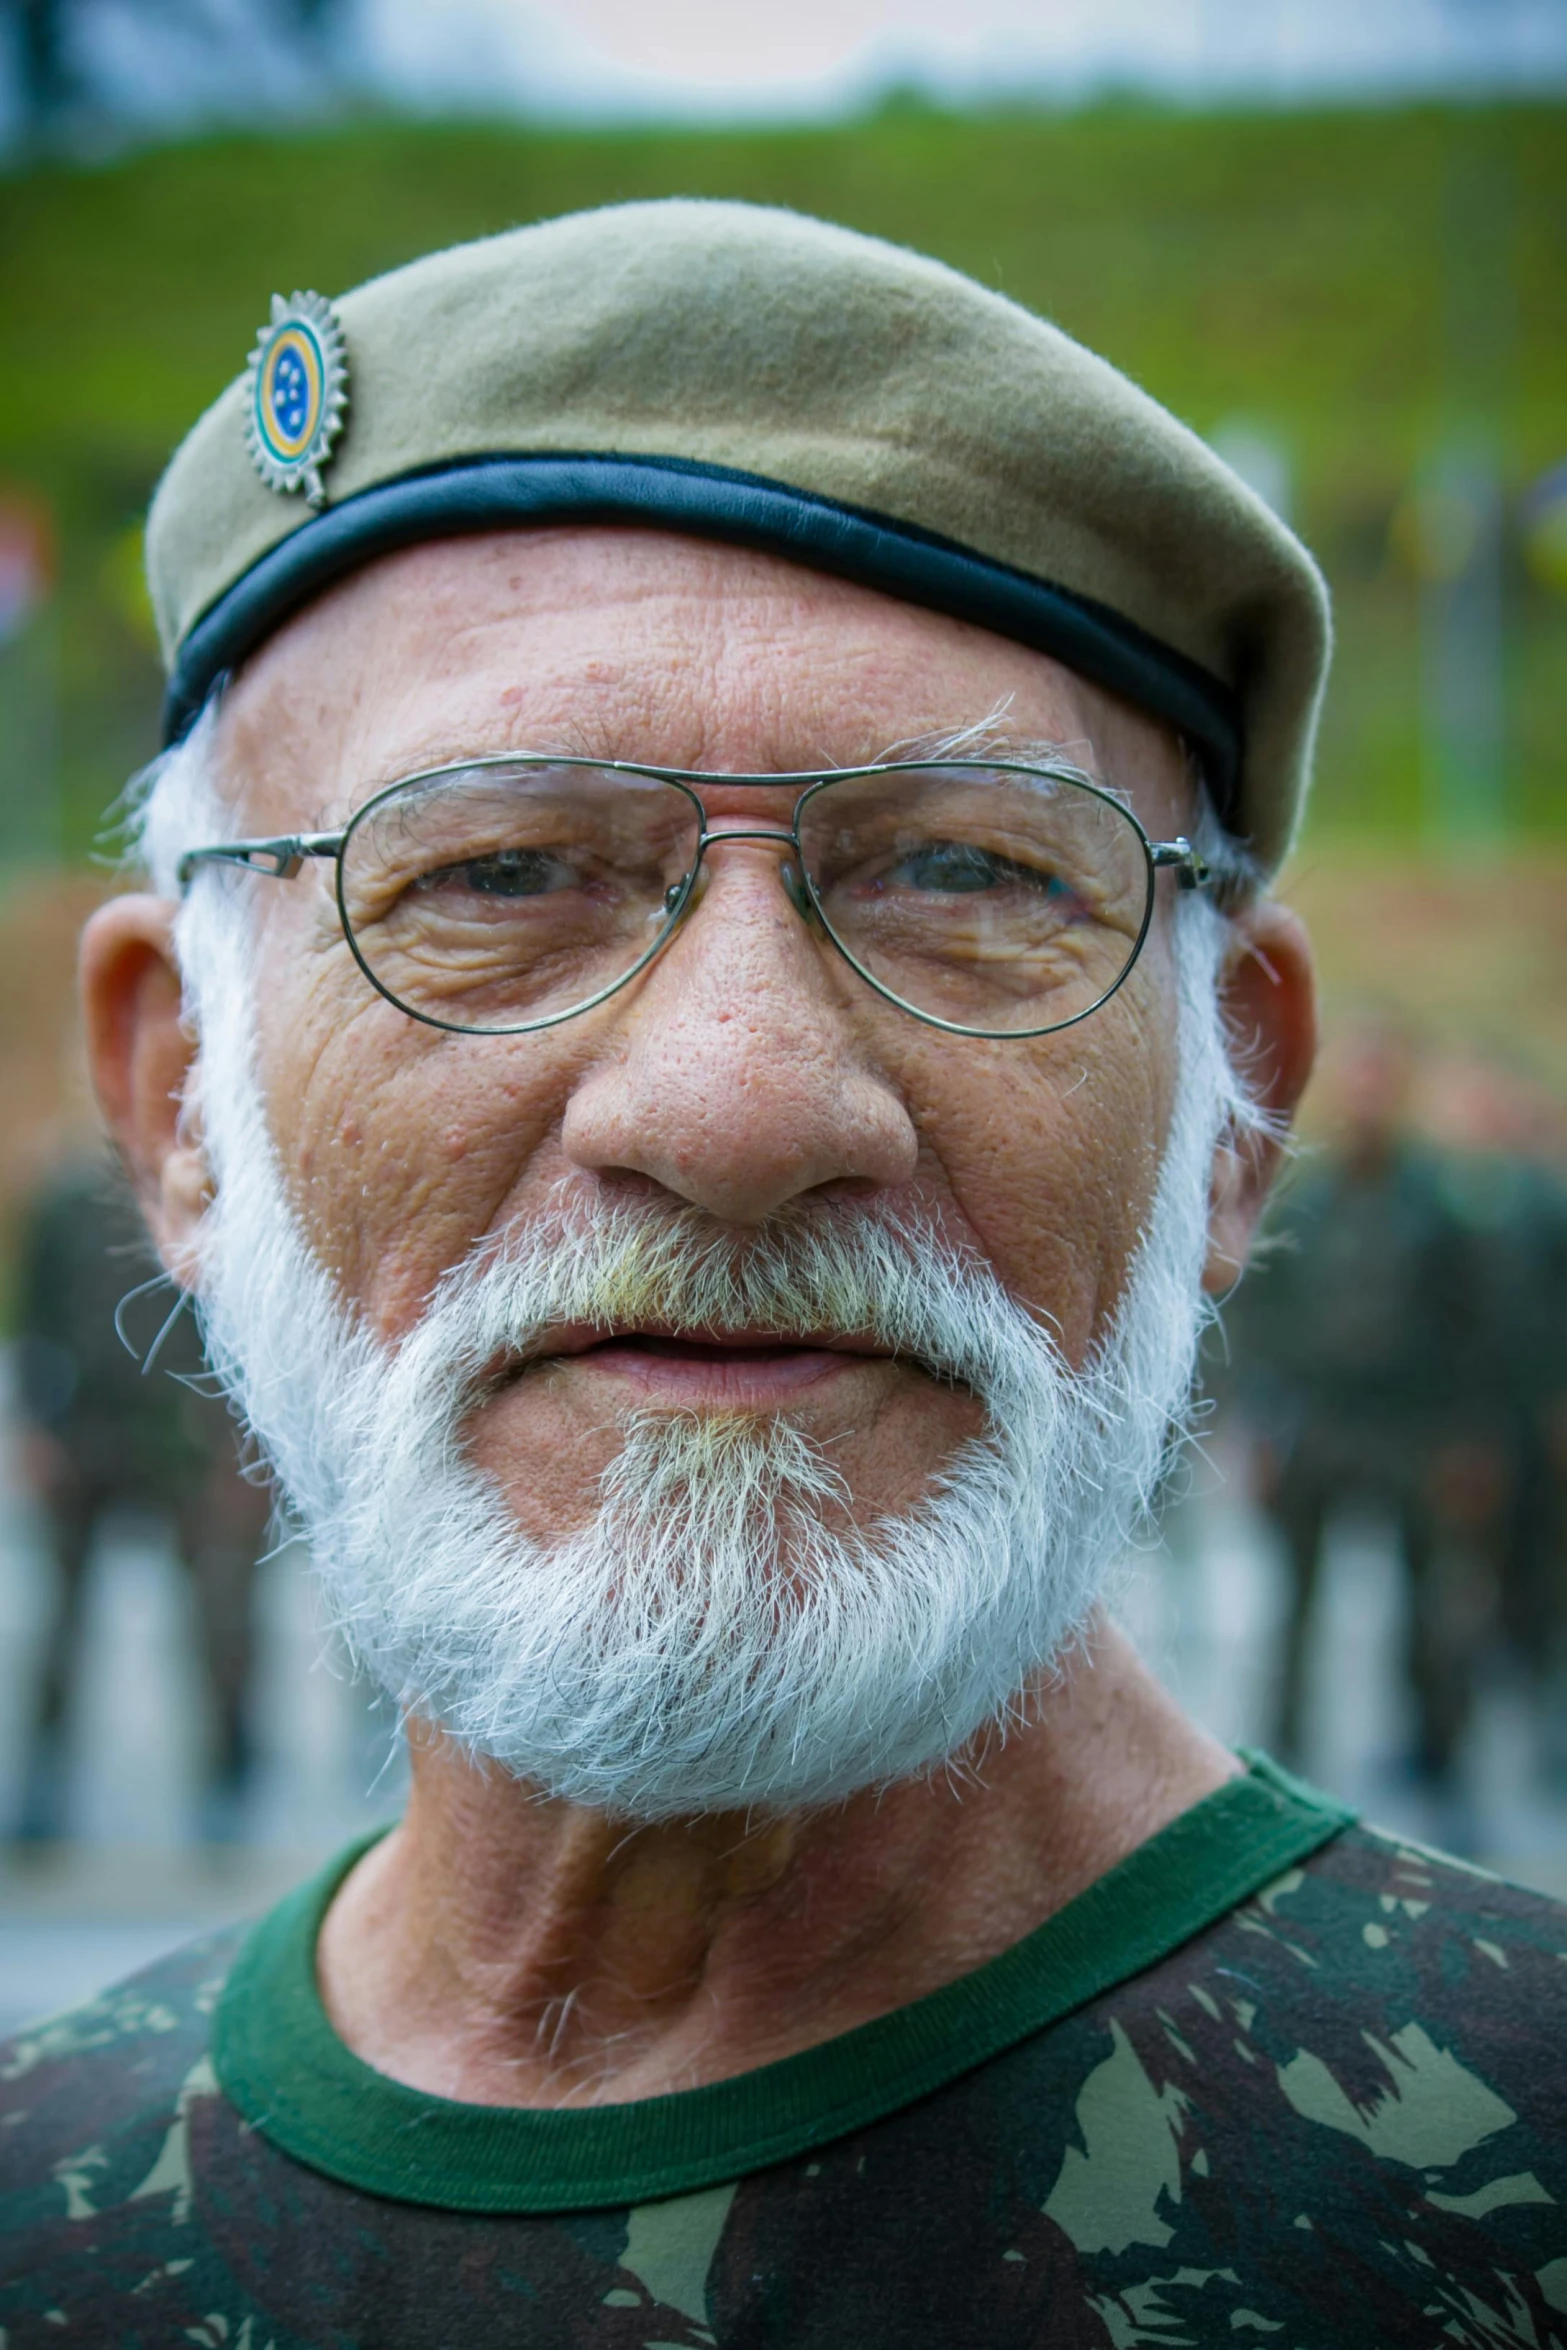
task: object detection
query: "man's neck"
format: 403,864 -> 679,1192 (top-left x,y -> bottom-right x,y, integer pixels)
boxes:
316,1620 -> 1237,2109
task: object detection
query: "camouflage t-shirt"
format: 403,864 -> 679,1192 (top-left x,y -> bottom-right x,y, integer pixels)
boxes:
3,1758 -> 1566,2348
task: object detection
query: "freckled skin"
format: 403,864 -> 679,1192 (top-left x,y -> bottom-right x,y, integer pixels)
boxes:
82,527 -> 1316,2109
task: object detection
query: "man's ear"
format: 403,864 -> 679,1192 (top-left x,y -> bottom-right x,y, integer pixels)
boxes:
1203,898 -> 1317,1296
79,894 -> 210,1288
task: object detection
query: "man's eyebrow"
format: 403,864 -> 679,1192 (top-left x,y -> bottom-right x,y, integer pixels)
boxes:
319,721 -> 663,812
314,723 -> 1112,818
868,714 -> 1101,776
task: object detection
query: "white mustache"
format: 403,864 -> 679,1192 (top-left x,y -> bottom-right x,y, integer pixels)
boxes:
392,1190 -> 1056,1428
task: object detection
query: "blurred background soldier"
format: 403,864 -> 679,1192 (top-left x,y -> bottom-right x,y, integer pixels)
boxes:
1230,1020 -> 1498,1797
1427,1054 -> 1567,1784
8,1151 -> 271,1845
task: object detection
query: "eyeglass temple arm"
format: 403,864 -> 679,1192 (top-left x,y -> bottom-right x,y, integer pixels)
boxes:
1149,838 -> 1211,891
177,823 -> 1212,893
176,833 -> 344,889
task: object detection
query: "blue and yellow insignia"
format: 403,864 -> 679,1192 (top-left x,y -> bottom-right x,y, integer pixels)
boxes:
244,290 -> 348,510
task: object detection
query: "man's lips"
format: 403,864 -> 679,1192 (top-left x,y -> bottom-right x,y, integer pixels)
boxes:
498,1324 -> 896,1400
528,1324 -> 891,1363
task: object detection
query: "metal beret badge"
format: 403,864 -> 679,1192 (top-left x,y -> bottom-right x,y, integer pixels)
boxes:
245,291 -> 348,509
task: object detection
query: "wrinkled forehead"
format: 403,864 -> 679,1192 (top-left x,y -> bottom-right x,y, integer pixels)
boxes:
211,527 -> 1200,843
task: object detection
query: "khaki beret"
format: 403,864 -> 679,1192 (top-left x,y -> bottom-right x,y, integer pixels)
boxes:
147,198 -> 1331,871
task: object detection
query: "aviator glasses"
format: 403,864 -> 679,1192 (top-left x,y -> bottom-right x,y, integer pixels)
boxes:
177,756 -> 1211,1042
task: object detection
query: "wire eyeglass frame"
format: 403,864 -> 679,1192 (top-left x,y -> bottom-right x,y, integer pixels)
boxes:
175,753 -> 1213,1043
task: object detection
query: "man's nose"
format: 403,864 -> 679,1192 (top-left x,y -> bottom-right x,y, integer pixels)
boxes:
560,847 -> 919,1225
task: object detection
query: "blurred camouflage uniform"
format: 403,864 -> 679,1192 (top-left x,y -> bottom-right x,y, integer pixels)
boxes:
9,1153 -> 270,1841
1229,1140 -> 1493,1784
4,1761 -> 1566,2345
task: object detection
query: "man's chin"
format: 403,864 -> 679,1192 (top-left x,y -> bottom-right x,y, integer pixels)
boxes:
464,1355 -> 988,1536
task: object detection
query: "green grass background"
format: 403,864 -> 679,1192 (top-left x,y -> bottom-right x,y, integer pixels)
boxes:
0,99 -> 1563,858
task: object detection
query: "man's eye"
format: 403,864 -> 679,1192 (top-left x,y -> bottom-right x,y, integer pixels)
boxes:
419,849 -> 582,897
884,842 -> 1068,897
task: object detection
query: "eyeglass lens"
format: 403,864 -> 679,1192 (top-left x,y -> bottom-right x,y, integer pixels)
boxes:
338,761 -> 1152,1037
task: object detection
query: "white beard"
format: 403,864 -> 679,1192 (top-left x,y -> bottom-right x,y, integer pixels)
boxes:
174,868 -> 1231,1821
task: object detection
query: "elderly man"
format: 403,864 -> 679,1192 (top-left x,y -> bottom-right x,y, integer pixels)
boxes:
3,203 -> 1563,2345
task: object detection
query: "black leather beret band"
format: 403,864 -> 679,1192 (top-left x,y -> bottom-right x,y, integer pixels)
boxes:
161,451 -> 1244,827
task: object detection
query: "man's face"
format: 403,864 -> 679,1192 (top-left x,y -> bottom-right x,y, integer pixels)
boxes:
214,527 -> 1196,1548
1333,1026 -> 1416,1159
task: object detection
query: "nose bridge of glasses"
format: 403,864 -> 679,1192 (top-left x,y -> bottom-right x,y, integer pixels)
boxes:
697,822 -> 799,850
671,823 -> 818,929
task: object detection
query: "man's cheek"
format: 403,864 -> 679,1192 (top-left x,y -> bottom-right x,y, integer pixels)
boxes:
929,1071 -> 1162,1362
275,1080 -> 567,1342
256,1050 -> 429,1312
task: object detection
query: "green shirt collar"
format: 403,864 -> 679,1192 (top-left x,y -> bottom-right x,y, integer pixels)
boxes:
213,1752 -> 1352,2214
